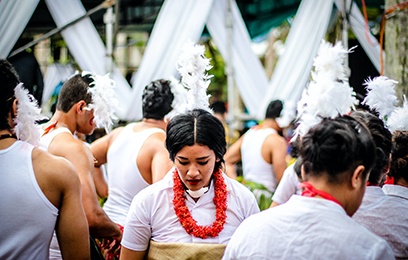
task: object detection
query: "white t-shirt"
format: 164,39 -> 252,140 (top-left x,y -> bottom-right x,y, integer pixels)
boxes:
271,163 -> 301,205
223,195 -> 394,260
121,168 -> 260,251
383,184 -> 408,200
353,186 -> 408,259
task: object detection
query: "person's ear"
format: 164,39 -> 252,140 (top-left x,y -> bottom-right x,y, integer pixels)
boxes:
301,165 -> 307,181
383,154 -> 391,174
12,99 -> 18,116
76,101 -> 87,114
351,165 -> 366,189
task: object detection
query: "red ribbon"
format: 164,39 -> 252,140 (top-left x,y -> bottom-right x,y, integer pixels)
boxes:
41,121 -> 58,137
384,176 -> 395,185
298,181 -> 342,207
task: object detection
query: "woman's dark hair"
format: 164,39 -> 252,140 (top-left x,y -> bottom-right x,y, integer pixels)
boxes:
56,74 -> 94,113
142,79 -> 174,120
0,59 -> 20,130
166,109 -> 226,172
294,157 -> 303,180
300,115 -> 376,184
349,111 -> 392,185
389,131 -> 408,183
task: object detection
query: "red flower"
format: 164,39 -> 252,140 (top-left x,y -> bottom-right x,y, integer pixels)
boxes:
172,168 -> 228,239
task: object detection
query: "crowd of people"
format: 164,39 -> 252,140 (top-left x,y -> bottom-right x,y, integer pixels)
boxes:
1,38 -> 408,260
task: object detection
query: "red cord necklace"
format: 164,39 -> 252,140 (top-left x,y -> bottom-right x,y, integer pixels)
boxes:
172,168 -> 228,239
299,181 -> 342,207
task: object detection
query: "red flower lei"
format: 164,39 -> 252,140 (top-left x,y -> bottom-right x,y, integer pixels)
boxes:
172,168 -> 228,239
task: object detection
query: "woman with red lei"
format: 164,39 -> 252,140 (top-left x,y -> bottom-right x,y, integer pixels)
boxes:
120,109 -> 259,260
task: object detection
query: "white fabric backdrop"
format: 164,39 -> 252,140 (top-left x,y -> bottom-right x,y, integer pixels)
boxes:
42,63 -> 75,105
0,0 -> 40,58
256,0 -> 334,120
127,0 -> 215,120
334,0 -> 384,73
207,0 -> 269,117
45,0 -> 132,119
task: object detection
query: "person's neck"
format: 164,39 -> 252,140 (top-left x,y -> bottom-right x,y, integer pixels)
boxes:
141,118 -> 167,130
0,129 -> 17,149
262,118 -> 280,132
396,178 -> 408,189
48,111 -> 76,135
305,178 -> 350,213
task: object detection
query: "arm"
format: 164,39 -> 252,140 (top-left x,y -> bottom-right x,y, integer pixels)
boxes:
90,128 -> 123,199
150,133 -> 173,183
224,135 -> 245,179
52,135 -> 122,241
120,247 -> 146,260
54,158 -> 90,260
269,135 -> 287,183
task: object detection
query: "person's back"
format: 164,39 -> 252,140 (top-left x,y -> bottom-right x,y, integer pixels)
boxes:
0,59 -> 89,260
91,79 -> 174,226
223,116 -> 394,260
100,123 -> 168,226
224,195 -> 392,260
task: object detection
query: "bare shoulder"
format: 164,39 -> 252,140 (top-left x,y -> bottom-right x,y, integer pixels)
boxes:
265,133 -> 287,146
51,132 -> 92,158
32,147 -> 79,184
106,126 -> 125,145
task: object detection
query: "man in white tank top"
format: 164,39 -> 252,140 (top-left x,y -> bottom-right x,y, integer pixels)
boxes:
0,59 -> 89,259
90,79 -> 174,227
40,72 -> 122,258
225,100 -> 287,194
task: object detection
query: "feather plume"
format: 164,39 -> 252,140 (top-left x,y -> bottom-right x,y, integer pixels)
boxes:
176,40 -> 213,112
84,72 -> 118,133
362,76 -> 398,121
276,100 -> 296,128
292,41 -> 357,140
312,40 -> 354,81
13,83 -> 48,146
387,95 -> 408,132
165,77 -> 189,120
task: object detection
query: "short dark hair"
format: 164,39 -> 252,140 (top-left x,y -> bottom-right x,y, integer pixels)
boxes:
350,111 -> 392,185
389,131 -> 408,184
301,116 -> 376,184
0,59 -> 20,130
166,109 -> 226,172
142,79 -> 174,120
56,74 -> 93,113
265,100 -> 283,119
211,101 -> 227,114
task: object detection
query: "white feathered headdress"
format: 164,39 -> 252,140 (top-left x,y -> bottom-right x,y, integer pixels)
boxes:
81,71 -> 118,132
165,77 -> 189,120
293,40 -> 357,139
362,76 -> 398,121
176,40 -> 213,112
387,95 -> 408,132
13,83 -> 48,146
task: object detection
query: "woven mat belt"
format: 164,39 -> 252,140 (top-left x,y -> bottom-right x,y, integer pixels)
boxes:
147,240 -> 226,260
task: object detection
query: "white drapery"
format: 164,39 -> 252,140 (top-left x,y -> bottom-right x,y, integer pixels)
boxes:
256,0 -> 334,119
0,0 -> 40,58
128,0 -> 268,119
334,0 -> 384,73
207,0 -> 269,117
45,0 -> 131,119
127,0 -> 215,120
42,63 -> 75,105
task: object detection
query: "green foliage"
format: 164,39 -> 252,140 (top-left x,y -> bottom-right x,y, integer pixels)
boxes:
237,176 -> 273,210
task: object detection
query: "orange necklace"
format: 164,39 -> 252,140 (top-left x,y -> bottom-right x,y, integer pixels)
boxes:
172,168 -> 228,239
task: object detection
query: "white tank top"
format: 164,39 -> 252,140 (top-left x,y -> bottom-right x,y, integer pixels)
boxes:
0,141 -> 58,259
40,127 -> 72,151
241,128 -> 278,192
40,126 -> 72,260
103,124 -> 165,226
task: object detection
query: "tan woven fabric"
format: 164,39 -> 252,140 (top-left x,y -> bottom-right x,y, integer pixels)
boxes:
147,240 -> 226,260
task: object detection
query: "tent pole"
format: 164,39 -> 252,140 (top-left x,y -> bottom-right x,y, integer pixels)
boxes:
226,0 -> 236,129
104,6 -> 115,73
8,0 -> 115,59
